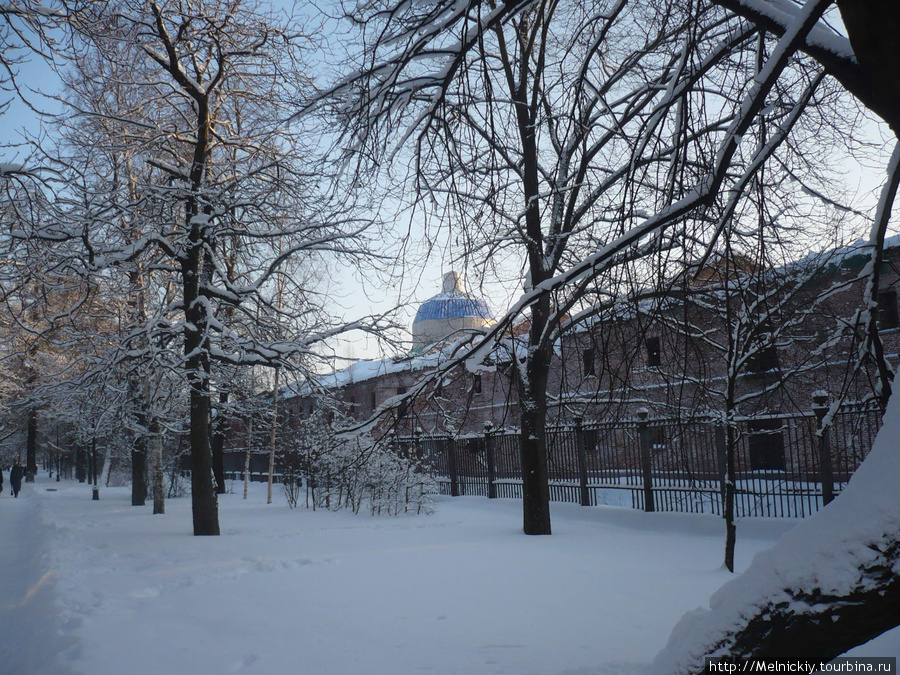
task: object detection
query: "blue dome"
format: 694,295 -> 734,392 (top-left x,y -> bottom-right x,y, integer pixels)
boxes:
414,292 -> 494,324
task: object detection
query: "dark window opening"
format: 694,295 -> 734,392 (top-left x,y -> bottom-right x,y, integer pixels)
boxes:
582,348 -> 595,377
370,390 -> 377,411
646,336 -> 661,368
878,289 -> 899,329
745,343 -> 779,374
473,374 -> 482,395
583,428 -> 599,455
747,418 -> 786,471
397,387 -> 408,418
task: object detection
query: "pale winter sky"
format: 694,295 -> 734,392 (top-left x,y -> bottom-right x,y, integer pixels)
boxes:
1,1 -> 894,365
0,8 -> 518,365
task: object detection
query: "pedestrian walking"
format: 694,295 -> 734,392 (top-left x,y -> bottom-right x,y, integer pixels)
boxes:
10,458 -> 24,498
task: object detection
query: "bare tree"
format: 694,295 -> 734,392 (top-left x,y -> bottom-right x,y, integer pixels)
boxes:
320,0 -> 900,659
6,0 -> 392,535
321,0 -> 866,539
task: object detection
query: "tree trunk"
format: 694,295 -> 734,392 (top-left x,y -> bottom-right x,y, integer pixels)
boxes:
151,421 -> 165,515
132,436 -> 147,506
244,417 -> 252,500
89,439 -> 97,487
520,406 -> 552,535
514,46 -> 553,535
161,16 -> 219,534
713,562 -> 900,666
212,391 -> 228,495
723,422 -> 736,573
100,450 -> 112,487
836,0 -> 900,136
76,446 -> 86,482
675,545 -> 900,674
188,383 -> 219,535
183,239 -> 220,535
267,369 -> 280,505
519,308 -> 552,535
26,408 -> 37,480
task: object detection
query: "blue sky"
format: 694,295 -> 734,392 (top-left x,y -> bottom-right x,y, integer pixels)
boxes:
0,15 -> 506,364
2,2 -> 894,366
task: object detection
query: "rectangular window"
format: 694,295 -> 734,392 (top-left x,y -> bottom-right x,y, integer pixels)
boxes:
370,390 -> 377,411
473,375 -> 482,395
878,289 -> 899,329
397,387 -> 408,419
582,348 -> 595,377
747,418 -> 786,471
745,343 -> 779,374
646,336 -> 661,367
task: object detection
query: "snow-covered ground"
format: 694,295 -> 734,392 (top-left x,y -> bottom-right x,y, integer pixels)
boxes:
2,478 -> 897,674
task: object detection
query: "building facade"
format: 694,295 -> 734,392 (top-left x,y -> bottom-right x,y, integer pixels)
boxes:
277,245 -> 900,440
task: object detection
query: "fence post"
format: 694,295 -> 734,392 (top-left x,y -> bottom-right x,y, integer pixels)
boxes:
812,392 -> 835,506
484,421 -> 497,499
446,437 -> 459,497
574,416 -> 590,506
637,409 -> 654,512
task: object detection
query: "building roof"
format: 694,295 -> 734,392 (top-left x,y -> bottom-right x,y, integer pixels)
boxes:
412,272 -> 494,325
413,293 -> 494,323
281,351 -> 446,400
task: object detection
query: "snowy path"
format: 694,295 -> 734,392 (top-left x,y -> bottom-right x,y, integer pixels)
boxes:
0,480 -> 77,674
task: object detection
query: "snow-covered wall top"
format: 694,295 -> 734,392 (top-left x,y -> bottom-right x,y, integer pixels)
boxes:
282,351 -> 445,399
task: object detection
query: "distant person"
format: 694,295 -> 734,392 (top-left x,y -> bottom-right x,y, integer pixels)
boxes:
10,458 -> 24,498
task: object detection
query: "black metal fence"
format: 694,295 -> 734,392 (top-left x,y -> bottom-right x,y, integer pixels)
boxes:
400,400 -> 884,518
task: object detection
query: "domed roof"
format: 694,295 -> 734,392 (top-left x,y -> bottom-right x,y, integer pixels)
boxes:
411,272 -> 495,352
414,295 -> 493,323
413,272 -> 494,325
